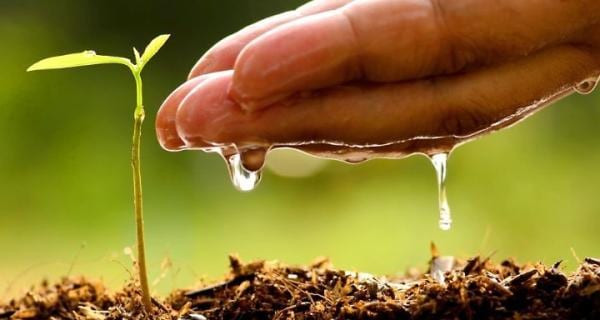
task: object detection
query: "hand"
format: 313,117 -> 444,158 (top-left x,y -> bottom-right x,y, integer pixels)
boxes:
157,0 -> 600,154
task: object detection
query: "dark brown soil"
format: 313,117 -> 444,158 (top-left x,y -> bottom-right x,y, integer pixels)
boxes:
1,253 -> 599,320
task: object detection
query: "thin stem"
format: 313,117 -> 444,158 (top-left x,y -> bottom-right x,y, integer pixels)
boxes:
131,70 -> 152,312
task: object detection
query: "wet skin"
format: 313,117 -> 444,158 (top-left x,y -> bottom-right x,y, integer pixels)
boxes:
156,0 -> 600,154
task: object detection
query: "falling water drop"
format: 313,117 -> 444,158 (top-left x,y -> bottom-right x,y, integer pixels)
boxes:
212,146 -> 267,192
225,152 -> 262,192
430,153 -> 452,231
344,156 -> 368,164
574,78 -> 599,95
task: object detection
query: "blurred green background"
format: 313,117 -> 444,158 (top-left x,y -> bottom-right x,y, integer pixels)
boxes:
1,0 -> 599,300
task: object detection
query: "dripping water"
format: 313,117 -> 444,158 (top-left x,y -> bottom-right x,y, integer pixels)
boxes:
574,77 -> 599,95
212,146 -> 267,192
179,72 -> 600,231
430,153 -> 452,231
212,144 -> 457,230
225,153 -> 262,192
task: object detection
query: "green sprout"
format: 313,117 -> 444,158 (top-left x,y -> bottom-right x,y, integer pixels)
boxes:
27,34 -> 170,312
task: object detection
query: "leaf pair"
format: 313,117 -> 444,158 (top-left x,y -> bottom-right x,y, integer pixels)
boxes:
27,34 -> 170,72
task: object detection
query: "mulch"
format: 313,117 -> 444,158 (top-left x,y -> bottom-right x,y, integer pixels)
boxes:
2,252 -> 599,320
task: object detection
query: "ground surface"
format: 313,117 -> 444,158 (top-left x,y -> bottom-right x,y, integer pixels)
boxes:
1,253 -> 599,320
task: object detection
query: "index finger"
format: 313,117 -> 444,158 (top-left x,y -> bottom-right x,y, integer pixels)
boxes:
188,0 -> 354,79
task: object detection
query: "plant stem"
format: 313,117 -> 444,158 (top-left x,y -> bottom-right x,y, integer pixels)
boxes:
132,70 -> 152,312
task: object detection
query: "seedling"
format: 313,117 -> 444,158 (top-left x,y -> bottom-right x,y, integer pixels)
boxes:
27,34 -> 170,312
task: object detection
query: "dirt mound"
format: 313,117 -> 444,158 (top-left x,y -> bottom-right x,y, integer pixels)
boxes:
2,255 -> 599,319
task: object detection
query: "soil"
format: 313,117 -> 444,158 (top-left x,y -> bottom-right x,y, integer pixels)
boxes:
1,252 -> 599,320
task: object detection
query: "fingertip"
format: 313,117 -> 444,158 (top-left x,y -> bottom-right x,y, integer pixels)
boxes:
156,76 -> 208,151
188,11 -> 302,80
188,39 -> 239,80
177,71 -> 241,146
188,54 -> 214,80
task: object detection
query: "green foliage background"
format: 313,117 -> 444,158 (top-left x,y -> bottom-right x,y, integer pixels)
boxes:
1,0 -> 599,298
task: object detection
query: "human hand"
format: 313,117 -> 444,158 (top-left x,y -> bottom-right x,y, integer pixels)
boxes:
157,0 -> 600,156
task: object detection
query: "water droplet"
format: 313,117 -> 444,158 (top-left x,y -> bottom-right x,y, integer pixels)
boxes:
574,78 -> 599,95
179,314 -> 207,320
214,146 -> 266,192
83,50 -> 97,56
344,156 -> 368,164
430,256 -> 455,285
431,270 -> 446,284
225,153 -> 262,192
430,153 -> 452,231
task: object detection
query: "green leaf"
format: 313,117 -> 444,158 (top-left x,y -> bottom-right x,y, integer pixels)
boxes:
27,51 -> 132,72
140,34 -> 170,65
133,47 -> 142,65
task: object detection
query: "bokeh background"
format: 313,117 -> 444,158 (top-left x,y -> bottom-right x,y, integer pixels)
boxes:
1,0 -> 599,299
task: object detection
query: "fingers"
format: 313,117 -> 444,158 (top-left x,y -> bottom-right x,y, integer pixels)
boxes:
158,45 -> 599,153
156,75 -> 211,150
188,0 -> 354,79
230,0 -> 599,111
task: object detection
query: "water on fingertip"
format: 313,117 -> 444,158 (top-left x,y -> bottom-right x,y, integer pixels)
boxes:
189,75 -> 598,229
574,77 -> 599,95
